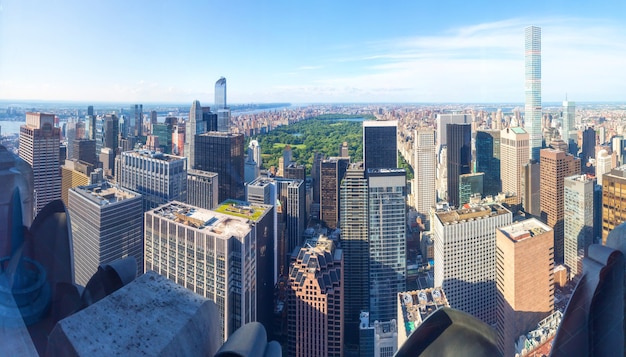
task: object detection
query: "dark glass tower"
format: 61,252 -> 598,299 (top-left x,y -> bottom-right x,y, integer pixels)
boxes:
446,123 -> 471,208
363,120 -> 397,171
195,132 -> 245,202
320,157 -> 350,229
476,130 -> 501,197
581,127 -> 596,170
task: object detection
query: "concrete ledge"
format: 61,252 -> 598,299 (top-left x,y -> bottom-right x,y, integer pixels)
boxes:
46,271 -> 221,357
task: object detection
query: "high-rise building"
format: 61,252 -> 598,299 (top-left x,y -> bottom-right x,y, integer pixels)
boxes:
581,127 -> 596,170
202,106 -> 218,132
248,140 -> 262,169
320,157 -> 349,229
69,182 -> 143,286
435,113 -> 471,155
446,123 -> 471,208
194,132 -> 245,202
152,122 -> 174,154
601,165 -> 626,244
564,174 -> 595,278
501,127 -> 529,205
496,218 -> 554,357
186,169 -> 219,210
185,100 -> 205,169
87,105 -> 94,116
522,160 -> 541,216
19,112 -> 62,214
368,168 -> 406,323
459,172 -> 484,205
596,149 -> 613,186
562,100 -> 576,154
215,77 -> 230,132
145,201 -> 265,341
287,235 -> 343,357
130,104 -> 143,137
433,203 -> 512,325
397,288 -> 449,348
95,114 -> 119,157
358,316 -> 398,357
476,130 -> 501,197
363,120 -> 397,171
413,128 -> 436,223
524,26 -> 542,161
339,162 -> 369,341
540,148 -> 580,264
71,139 -> 97,167
116,150 -> 187,211
60,159 -> 92,205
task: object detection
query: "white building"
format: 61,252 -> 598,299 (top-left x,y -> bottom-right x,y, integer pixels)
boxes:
500,127 -> 529,204
413,128 -> 436,224
432,203 -> 512,325
564,174 -> 595,278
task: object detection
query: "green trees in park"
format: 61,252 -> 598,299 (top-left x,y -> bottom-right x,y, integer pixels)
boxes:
249,116 -> 414,180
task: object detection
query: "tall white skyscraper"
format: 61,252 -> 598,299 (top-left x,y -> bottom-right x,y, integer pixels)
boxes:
185,100 -> 205,169
413,128 -> 436,223
562,99 -> 576,152
524,26 -> 542,161
432,203 -> 512,325
19,112 -> 62,214
215,77 -> 230,132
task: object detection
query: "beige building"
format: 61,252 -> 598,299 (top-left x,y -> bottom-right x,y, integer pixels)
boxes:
602,165 -> 626,244
496,218 -> 554,357
60,159 -> 93,205
500,127 -> 529,204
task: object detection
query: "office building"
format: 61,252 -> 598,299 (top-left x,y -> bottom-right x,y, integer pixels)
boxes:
130,104 -> 143,137
413,128 -> 436,223
496,218 -> 554,357
601,165 -> 626,244
186,169 -> 219,210
368,168 -> 406,323
71,138 -> 97,167
69,182 -> 143,286
581,127 -> 596,170
287,235 -> 343,357
244,153 -> 259,184
215,77 -> 230,132
501,127 -> 529,205
363,120 -> 397,171
339,141 -> 349,158
116,150 -> 187,211
194,131 -> 245,202
283,163 -> 306,181
432,203 -> 512,325
522,160 -> 541,216
524,26 -> 542,161
202,106 -> 218,132
185,100 -> 206,169
358,316 -> 398,357
145,201 -> 261,341
564,174 -> 595,278
446,123 -> 471,208
60,159 -> 93,205
339,162 -> 369,341
540,148 -> 580,264
19,112 -> 62,214
459,172 -> 484,205
476,130 -> 501,197
95,114 -> 119,157
435,113 -> 471,155
596,149 -> 612,186
87,105 -> 94,116
397,288 -> 449,347
152,122 -> 173,154
562,100 -> 576,154
320,157 -> 350,229
248,140 -> 262,169
99,147 -> 115,178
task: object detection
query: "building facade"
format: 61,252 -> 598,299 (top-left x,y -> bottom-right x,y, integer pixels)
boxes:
185,100 -> 205,169
496,218 -> 554,357
19,112 -> 62,214
601,165 -> 626,244
564,174 -> 595,278
524,26 -> 542,161
413,128 -> 436,223
363,120 -> 397,171
432,203 -> 512,325
194,132 -> 245,202
186,169 -> 219,210
446,123 -> 471,208
500,127 -> 529,205
320,157 -> 350,229
475,130 -> 501,197
68,182 -> 143,286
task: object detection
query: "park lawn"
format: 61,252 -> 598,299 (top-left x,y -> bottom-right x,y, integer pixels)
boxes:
273,143 -> 307,150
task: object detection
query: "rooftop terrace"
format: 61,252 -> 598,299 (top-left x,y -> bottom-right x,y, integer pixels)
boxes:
435,203 -> 509,225
499,218 -> 552,242
399,287 -> 449,338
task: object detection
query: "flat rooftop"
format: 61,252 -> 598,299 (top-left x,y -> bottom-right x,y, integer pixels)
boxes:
74,183 -> 138,206
435,203 -> 509,225
399,287 -> 449,336
187,169 -> 217,178
149,201 -> 251,238
214,199 -> 272,222
498,218 -> 552,242
123,150 -> 185,162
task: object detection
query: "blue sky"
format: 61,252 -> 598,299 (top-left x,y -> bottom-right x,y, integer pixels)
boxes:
1,0 -> 625,104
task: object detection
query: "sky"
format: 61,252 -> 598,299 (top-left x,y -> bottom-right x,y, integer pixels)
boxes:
1,0 -> 625,104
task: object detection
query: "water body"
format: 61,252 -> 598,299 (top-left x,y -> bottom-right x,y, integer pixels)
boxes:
0,121 -> 25,135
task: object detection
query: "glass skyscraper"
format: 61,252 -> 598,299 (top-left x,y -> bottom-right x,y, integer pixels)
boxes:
363,120 -> 397,171
525,26 -> 542,161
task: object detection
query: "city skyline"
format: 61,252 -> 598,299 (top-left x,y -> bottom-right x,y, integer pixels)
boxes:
1,1 -> 625,103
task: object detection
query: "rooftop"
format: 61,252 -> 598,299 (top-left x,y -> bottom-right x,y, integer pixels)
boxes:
499,218 -> 552,242
149,201 -> 251,238
123,150 -> 186,163
214,199 -> 272,222
73,183 -> 138,206
435,203 -> 510,225
399,288 -> 449,337
187,169 -> 218,178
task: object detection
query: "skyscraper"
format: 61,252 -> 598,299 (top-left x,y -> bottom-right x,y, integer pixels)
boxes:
129,104 -> 143,137
501,127 -> 529,205
413,128 -> 436,223
185,100 -> 205,169
601,166 -> 626,244
524,26 -> 542,161
339,162 -> 369,341
68,182 -> 143,286
581,127 -> 596,170
116,150 -> 188,212
435,113 -> 471,155
446,123 -> 471,208
95,114 -> 119,157
186,169 -> 219,210
432,203 -> 512,325
363,120 -> 397,171
564,174 -> 595,278
476,130 -> 501,197
496,218 -> 554,356
368,168 -> 406,323
540,148 -> 580,264
320,157 -> 349,229
287,236 -> 343,357
215,77 -> 230,132
19,112 -> 62,214
562,99 -> 576,154
194,131 -> 245,202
